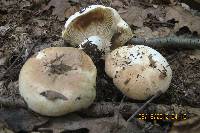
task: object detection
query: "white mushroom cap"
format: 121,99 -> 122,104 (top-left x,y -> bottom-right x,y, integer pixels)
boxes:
105,45 -> 172,100
62,5 -> 133,54
19,47 -> 97,116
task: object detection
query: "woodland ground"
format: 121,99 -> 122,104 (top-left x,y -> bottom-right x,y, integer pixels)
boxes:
0,0 -> 200,133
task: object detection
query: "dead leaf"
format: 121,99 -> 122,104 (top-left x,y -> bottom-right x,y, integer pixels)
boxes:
38,113 -> 136,133
32,19 -> 47,27
111,0 -> 124,10
134,27 -> 154,39
119,6 -> 147,27
170,116 -> 200,133
0,108 -> 48,132
119,6 -> 166,28
38,114 -> 83,133
64,4 -> 80,19
0,122 -> 14,133
45,0 -> 80,21
118,5 -> 172,39
165,5 -> 200,33
119,4 -> 200,38
189,50 -> 200,60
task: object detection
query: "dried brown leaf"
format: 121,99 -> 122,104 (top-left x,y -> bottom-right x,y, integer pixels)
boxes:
119,6 -> 166,28
0,108 -> 48,132
134,27 -> 171,39
64,4 -> 80,19
119,4 -> 200,38
38,113 -> 136,133
165,5 -> 200,33
45,0 -> 80,21
189,50 -> 200,60
0,122 -> 14,133
111,0 -> 124,10
119,6 -> 146,27
134,27 -> 154,39
170,116 -> 200,133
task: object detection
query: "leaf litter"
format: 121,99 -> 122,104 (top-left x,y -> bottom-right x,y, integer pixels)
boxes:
0,0 -> 200,132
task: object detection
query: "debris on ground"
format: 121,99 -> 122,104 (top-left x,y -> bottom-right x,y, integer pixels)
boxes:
0,0 -> 199,132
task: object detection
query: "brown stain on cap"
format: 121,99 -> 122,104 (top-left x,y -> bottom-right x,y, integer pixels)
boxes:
74,9 -> 104,31
124,78 -> 131,85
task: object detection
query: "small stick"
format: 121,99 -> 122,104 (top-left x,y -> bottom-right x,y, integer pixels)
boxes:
127,91 -> 162,122
0,48 -> 26,80
1,40 -> 38,80
116,95 -> 126,127
118,95 -> 126,110
23,43 -> 37,62
127,36 -> 200,49
15,41 -> 39,70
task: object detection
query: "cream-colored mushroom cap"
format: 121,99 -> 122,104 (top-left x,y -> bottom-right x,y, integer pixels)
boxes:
62,5 -> 133,54
19,47 -> 97,116
105,45 -> 172,100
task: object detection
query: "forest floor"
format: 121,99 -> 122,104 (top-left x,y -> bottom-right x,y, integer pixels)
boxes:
0,0 -> 200,133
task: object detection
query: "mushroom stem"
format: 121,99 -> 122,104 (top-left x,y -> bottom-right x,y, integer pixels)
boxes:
62,5 -> 133,54
80,36 -> 104,50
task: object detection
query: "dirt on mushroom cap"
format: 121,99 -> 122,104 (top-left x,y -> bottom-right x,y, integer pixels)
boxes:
105,45 -> 172,100
19,47 -> 97,116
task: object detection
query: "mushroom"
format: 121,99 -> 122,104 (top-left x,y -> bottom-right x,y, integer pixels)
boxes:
19,47 -> 97,116
62,5 -> 133,54
105,45 -> 172,100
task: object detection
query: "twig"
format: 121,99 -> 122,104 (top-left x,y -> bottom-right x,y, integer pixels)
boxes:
23,43 -> 37,62
127,36 -> 200,49
0,39 -> 39,80
98,0 -> 105,5
118,95 -> 126,110
14,40 -> 38,71
127,91 -> 162,122
0,48 -> 26,81
116,95 -> 126,127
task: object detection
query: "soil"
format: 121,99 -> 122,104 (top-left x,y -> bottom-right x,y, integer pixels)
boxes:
0,0 -> 200,133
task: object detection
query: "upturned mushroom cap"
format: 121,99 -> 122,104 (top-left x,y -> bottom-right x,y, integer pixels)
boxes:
62,5 -> 133,54
105,45 -> 172,100
19,47 -> 96,116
